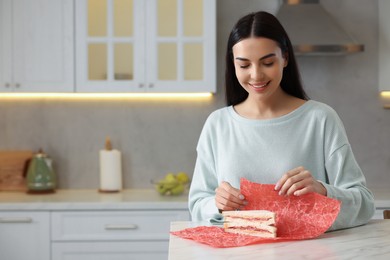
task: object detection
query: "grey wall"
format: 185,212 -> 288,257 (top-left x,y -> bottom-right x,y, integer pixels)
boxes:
1,0 -> 389,191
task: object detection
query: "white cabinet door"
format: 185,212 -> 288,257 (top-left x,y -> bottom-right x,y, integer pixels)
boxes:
52,241 -> 169,260
51,210 -> 190,241
75,0 -> 216,93
0,212 -> 50,260
146,0 -> 216,93
379,0 -> 390,107
75,0 -> 145,92
373,210 -> 384,219
51,210 -> 190,259
372,208 -> 390,219
0,0 -> 12,91
0,0 -> 74,92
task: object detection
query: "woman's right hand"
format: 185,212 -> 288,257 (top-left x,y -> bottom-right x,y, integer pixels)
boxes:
215,181 -> 248,211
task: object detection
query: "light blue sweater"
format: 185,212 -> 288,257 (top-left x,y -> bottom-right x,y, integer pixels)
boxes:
189,100 -> 375,230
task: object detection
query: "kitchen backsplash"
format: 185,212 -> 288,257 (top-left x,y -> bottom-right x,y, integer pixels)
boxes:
0,0 -> 388,190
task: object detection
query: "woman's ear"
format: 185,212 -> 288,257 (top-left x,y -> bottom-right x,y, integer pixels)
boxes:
283,52 -> 289,67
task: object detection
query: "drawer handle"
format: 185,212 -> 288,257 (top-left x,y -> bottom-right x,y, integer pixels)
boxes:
105,224 -> 138,230
0,217 -> 33,223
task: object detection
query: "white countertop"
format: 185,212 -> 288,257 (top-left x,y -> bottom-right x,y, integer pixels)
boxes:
0,188 -> 388,211
169,220 -> 390,259
0,189 -> 188,211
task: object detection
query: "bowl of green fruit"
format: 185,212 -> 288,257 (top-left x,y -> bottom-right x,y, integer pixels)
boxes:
152,172 -> 190,196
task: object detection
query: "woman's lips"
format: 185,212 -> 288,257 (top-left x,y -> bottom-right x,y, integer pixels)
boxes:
249,81 -> 270,91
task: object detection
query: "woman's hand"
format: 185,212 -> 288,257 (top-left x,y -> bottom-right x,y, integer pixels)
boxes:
215,181 -> 247,211
275,166 -> 327,196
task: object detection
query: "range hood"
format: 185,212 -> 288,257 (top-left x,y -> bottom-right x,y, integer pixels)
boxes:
276,0 -> 364,55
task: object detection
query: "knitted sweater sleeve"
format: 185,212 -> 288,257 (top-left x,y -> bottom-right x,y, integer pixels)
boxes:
188,114 -> 220,221
320,107 -> 375,230
322,144 -> 375,230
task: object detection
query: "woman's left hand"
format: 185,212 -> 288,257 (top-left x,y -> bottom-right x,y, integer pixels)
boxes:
274,166 -> 327,196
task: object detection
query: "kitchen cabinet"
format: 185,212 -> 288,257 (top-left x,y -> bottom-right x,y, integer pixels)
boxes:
75,0 -> 216,93
52,242 -> 169,260
51,210 -> 190,260
0,211 -> 50,260
372,189 -> 390,219
0,0 -> 74,92
0,189 -> 190,260
373,208 -> 389,219
379,0 -> 390,107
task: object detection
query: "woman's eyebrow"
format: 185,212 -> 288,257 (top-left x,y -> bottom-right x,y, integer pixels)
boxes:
235,53 -> 276,61
259,53 -> 276,60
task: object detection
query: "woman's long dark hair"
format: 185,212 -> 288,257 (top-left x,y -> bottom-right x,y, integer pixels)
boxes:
225,11 -> 308,106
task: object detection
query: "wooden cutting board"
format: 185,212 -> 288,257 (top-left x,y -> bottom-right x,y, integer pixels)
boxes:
0,150 -> 33,191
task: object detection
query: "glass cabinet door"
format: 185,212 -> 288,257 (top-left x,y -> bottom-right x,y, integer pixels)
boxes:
76,0 -> 145,92
146,0 -> 216,92
76,0 -> 215,93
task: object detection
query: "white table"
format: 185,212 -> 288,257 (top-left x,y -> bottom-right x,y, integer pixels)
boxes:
169,220 -> 390,259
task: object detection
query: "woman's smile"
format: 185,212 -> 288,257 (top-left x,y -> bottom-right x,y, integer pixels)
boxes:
249,81 -> 271,91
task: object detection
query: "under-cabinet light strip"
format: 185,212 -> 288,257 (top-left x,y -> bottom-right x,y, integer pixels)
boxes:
380,91 -> 390,98
0,92 -> 213,100
380,91 -> 390,109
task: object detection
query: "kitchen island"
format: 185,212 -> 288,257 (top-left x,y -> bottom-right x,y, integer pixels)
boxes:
169,220 -> 390,259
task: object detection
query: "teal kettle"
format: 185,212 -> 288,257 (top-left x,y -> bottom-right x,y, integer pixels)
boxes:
26,150 -> 56,193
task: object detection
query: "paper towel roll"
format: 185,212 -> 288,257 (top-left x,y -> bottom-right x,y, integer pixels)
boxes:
99,149 -> 122,192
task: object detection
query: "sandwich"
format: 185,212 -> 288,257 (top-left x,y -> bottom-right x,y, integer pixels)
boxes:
222,210 -> 277,238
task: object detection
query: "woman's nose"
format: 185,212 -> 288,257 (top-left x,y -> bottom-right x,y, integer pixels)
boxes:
251,66 -> 264,80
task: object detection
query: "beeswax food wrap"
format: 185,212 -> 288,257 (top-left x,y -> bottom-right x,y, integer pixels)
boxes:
171,178 -> 341,248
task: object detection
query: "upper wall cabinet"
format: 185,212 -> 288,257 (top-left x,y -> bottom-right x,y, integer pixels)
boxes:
379,0 -> 390,107
75,0 -> 216,93
0,0 -> 74,92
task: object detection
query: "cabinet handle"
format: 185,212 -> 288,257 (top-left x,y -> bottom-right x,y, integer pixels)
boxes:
148,83 -> 154,88
15,83 -> 21,88
5,83 -> 10,88
0,217 -> 33,223
139,83 -> 144,88
105,224 -> 138,230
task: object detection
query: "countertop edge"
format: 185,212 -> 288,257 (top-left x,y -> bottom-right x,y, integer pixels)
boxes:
0,189 -> 189,211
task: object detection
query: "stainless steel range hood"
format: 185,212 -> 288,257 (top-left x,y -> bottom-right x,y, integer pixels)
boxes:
276,0 -> 364,55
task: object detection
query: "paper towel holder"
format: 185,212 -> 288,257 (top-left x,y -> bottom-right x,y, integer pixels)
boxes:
98,136 -> 123,193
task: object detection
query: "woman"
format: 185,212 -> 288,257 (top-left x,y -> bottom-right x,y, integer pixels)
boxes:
188,11 -> 375,230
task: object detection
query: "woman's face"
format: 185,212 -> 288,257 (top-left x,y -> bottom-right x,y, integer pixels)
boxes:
232,37 -> 287,101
